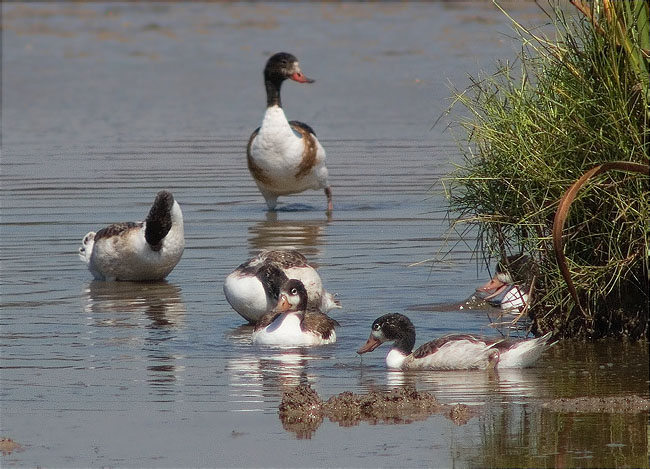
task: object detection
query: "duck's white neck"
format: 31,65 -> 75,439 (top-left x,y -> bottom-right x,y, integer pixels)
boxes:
170,201 -> 184,227
161,200 -> 184,243
266,311 -> 303,334
386,348 -> 408,369
260,105 -> 291,132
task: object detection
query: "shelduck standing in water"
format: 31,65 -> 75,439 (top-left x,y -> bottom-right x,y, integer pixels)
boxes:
223,249 -> 340,324
252,278 -> 339,347
357,313 -> 554,370
247,52 -> 333,211
79,190 -> 184,281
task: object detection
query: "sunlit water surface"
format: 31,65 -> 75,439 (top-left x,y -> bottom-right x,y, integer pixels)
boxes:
2,3 -> 648,467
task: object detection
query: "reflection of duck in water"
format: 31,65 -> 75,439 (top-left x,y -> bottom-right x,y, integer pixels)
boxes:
248,211 -> 329,257
247,52 -> 333,211
79,190 -> 184,281
226,353 -> 310,399
226,349 -> 330,416
253,279 -> 339,347
224,249 -> 340,324
358,313 -> 553,370
83,281 -> 186,328
82,281 -> 186,397
475,254 -> 533,311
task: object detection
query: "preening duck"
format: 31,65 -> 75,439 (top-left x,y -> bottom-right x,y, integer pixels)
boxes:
252,278 -> 339,347
79,190 -> 184,281
247,52 -> 332,211
223,249 -> 340,324
475,254 -> 533,311
357,313 -> 554,370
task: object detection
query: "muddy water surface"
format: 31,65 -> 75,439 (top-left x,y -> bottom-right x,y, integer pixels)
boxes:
2,2 -> 648,467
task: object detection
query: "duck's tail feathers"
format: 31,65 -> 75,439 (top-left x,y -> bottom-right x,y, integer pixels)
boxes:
79,231 -> 95,264
322,291 -> 342,311
497,332 -> 555,368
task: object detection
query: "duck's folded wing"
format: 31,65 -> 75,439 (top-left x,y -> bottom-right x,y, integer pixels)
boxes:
289,120 -> 317,137
254,311 -> 282,330
94,222 -> 142,241
412,334 -> 494,359
301,312 -> 339,340
260,249 -> 310,268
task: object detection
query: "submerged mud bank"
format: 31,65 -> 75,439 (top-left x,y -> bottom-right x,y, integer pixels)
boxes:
542,395 -> 650,413
279,384 -> 476,438
0,438 -> 23,456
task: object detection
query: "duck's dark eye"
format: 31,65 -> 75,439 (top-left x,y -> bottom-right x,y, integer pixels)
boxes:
372,323 -> 380,331
290,288 -> 298,295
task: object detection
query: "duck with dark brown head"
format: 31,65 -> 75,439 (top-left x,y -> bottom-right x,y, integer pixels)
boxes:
252,278 -> 339,347
358,313 -> 554,370
247,52 -> 333,211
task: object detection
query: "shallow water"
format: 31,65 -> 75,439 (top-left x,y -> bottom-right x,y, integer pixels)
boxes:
2,2 -> 648,467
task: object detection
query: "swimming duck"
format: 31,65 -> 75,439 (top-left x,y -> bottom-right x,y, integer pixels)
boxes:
223,249 -> 340,324
357,313 -> 553,370
475,254 -> 533,311
247,52 -> 333,211
252,278 -> 339,347
79,190 -> 184,281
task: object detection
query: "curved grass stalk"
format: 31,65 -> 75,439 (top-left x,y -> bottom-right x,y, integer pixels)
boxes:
552,162 -> 649,318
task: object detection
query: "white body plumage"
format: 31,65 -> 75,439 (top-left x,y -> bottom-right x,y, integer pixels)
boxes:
252,311 -> 336,347
79,193 -> 184,281
249,106 -> 329,202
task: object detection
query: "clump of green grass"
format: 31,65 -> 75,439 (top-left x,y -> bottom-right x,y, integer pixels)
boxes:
444,1 -> 649,339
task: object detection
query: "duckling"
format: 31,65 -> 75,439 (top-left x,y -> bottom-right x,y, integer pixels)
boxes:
252,279 -> 339,347
79,190 -> 184,281
476,254 -> 533,311
247,52 -> 332,211
224,249 -> 340,323
358,313 -> 554,370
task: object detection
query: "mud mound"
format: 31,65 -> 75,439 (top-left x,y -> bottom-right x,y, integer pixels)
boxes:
0,438 -> 22,455
543,395 -> 650,413
278,384 -> 324,438
446,402 -> 476,426
279,384 -> 478,438
324,387 -> 444,425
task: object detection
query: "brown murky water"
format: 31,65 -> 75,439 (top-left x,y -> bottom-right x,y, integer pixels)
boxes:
2,3 -> 648,467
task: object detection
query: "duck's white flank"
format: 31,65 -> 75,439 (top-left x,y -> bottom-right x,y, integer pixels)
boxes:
223,273 -> 270,319
252,312 -> 336,347
495,332 -> 554,368
403,339 -> 498,370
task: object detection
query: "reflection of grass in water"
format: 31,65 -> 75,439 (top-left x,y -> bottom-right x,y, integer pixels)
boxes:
470,405 -> 649,468
443,1 -> 649,339
466,329 -> 650,467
